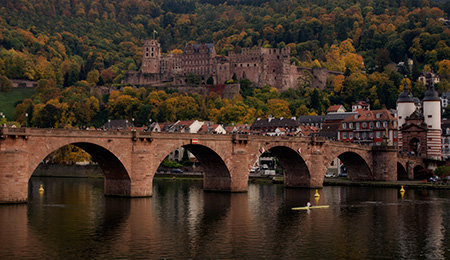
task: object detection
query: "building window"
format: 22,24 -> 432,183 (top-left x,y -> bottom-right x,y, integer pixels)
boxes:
376,131 -> 381,138
394,131 -> 397,138
349,123 -> 353,129
342,123 -> 347,129
376,121 -> 381,128
349,133 -> 353,139
428,115 -> 432,118
369,132 -> 373,139
342,132 -> 347,139
383,121 -> 388,128
362,122 -> 366,128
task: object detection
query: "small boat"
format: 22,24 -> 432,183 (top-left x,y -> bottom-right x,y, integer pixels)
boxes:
292,205 -> 330,210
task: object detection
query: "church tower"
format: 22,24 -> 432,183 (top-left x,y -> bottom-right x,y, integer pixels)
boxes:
142,39 -> 160,74
396,80 -> 415,151
423,84 -> 442,159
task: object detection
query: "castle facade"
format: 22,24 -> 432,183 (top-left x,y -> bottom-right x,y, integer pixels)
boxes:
124,39 -> 342,91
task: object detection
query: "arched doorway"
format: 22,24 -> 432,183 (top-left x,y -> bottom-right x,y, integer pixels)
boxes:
409,137 -> 421,155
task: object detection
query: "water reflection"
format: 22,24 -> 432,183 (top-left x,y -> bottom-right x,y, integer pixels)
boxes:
1,178 -> 450,259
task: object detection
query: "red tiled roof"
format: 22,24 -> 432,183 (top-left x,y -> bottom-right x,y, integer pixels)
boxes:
327,105 -> 343,112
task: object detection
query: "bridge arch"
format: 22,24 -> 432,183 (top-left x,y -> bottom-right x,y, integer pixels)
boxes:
151,140 -> 232,191
397,162 -> 408,180
330,151 -> 372,181
183,144 -> 231,191
413,165 -> 426,179
28,141 -> 131,196
263,145 -> 310,188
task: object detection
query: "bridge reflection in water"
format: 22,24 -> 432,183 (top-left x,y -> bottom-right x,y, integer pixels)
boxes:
0,127 -> 427,203
1,177 -> 449,259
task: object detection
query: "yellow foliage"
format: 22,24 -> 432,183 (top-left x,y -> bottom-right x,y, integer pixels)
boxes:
333,75 -> 345,93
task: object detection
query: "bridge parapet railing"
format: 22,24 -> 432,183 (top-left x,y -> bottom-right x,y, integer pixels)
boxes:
232,133 -> 249,143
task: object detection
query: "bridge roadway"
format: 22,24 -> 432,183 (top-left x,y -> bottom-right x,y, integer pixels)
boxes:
0,127 -> 425,203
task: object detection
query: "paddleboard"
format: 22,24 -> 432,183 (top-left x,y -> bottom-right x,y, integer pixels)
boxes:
292,205 -> 330,210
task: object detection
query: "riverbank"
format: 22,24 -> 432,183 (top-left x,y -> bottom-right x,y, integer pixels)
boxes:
32,165 -> 450,190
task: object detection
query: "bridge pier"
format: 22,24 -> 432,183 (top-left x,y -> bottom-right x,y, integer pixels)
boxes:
0,149 -> 29,203
372,146 -> 398,181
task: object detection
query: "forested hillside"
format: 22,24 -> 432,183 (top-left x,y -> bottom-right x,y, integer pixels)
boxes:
2,0 -> 450,128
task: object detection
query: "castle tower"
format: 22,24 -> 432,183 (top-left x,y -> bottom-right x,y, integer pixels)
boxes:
423,84 -> 442,159
142,39 -> 160,74
396,80 -> 415,151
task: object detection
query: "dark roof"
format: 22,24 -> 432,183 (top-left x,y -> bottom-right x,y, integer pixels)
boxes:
324,112 -> 356,121
397,80 -> 414,103
423,85 -> 440,101
317,122 -> 340,139
298,115 -> 327,124
251,118 -> 300,129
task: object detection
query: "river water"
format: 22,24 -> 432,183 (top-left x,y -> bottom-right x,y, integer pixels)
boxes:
2,177 -> 450,259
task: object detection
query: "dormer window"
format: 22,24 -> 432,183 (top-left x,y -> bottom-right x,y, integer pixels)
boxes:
349,123 -> 353,129
342,123 -> 347,129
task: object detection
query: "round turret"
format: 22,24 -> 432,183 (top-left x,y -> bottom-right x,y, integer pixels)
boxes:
423,84 -> 441,130
396,80 -> 416,129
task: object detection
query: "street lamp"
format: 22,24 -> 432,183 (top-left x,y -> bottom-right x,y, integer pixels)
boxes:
108,119 -> 111,130
25,113 -> 28,128
132,118 -> 135,128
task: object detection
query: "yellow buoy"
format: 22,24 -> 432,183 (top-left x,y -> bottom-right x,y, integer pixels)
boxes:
39,184 -> 44,192
400,185 -> 405,193
314,189 -> 320,197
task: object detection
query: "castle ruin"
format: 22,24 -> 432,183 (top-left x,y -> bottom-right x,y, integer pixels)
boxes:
123,39 -> 342,91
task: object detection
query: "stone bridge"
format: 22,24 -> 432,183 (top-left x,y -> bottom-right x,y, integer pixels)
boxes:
0,127 -> 426,203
